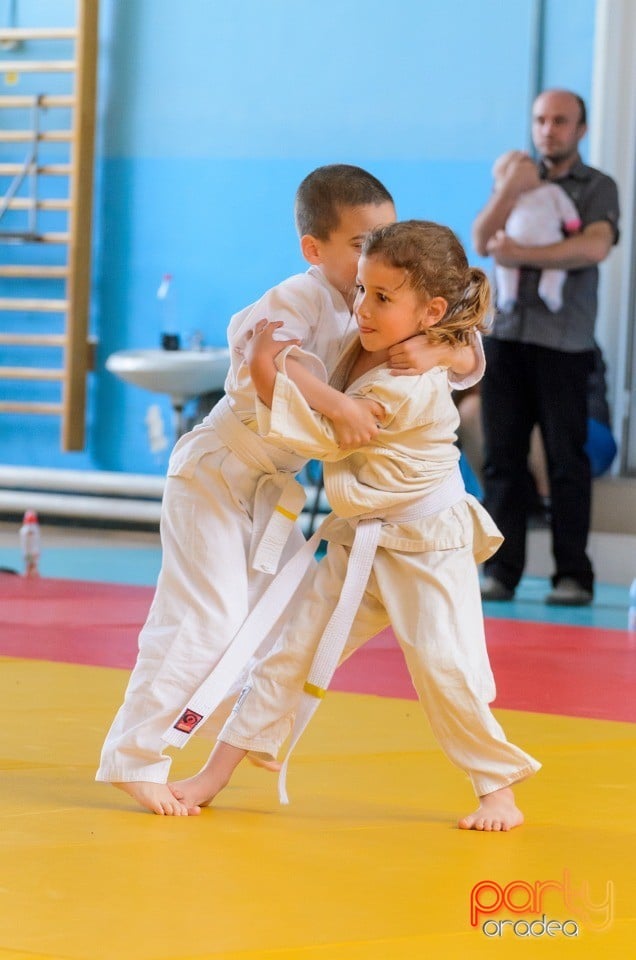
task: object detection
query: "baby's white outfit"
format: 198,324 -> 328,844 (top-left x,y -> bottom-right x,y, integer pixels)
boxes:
496,182 -> 580,312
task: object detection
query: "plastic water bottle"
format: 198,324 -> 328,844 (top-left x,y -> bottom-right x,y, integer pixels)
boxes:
157,273 -> 180,350
20,509 -> 41,578
629,578 -> 636,632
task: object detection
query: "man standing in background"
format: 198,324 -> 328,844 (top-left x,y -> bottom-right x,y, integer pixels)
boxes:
472,89 -> 619,605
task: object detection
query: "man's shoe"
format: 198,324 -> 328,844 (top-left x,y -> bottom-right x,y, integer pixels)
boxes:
480,576 -> 514,601
545,578 -> 593,606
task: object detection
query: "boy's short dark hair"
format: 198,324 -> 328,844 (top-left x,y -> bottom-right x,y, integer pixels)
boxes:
294,164 -> 393,240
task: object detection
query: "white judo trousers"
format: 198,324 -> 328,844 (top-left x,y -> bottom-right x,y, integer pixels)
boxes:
96,403 -> 312,783
219,502 -> 541,798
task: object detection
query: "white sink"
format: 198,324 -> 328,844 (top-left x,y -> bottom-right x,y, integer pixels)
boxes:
106,347 -> 231,407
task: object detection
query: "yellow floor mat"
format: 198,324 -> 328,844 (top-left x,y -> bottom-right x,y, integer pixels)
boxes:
1,657 -> 635,960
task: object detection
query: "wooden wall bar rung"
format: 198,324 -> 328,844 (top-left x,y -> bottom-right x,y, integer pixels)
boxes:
0,366 -> 64,381
3,198 -> 71,210
0,265 -> 68,278
0,130 -> 73,143
0,401 -> 63,415
0,94 -> 75,108
0,333 -> 67,347
0,27 -> 77,41
0,233 -> 69,245
0,163 -> 71,175
30,233 -> 70,244
0,298 -> 68,312
0,61 -> 76,74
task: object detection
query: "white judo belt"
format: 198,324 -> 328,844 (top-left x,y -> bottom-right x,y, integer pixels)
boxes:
276,514 -> 381,803
163,467 -> 466,802
249,472 -> 307,574
208,398 -> 307,574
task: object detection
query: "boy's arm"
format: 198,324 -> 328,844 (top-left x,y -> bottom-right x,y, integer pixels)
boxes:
388,332 -> 485,389
246,321 -> 384,449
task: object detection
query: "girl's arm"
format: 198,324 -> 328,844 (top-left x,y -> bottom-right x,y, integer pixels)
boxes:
285,358 -> 385,448
246,320 -> 384,448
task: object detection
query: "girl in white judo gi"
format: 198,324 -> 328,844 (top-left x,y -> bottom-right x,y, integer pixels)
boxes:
96,167 -> 483,816
169,220 -> 541,830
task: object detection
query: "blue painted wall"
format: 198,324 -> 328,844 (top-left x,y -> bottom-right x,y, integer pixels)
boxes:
0,0 -> 596,474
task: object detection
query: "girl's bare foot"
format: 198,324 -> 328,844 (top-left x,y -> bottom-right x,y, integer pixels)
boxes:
113,781 -> 191,816
458,786 -> 524,831
247,754 -> 281,773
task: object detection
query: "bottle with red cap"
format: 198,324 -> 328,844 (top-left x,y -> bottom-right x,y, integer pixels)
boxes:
20,510 -> 41,577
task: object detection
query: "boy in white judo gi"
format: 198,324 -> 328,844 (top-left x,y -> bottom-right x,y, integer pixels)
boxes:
492,151 -> 581,312
169,221 -> 541,830
96,168 -> 484,816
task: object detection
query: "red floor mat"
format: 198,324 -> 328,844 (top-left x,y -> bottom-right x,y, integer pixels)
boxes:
2,574 -> 634,722
0,574 -> 151,669
330,623 -> 636,722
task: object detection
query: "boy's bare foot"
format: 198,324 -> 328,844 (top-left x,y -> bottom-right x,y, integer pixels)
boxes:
113,781 -> 193,816
169,742 -> 248,814
169,772 -> 217,815
168,760 -> 276,815
458,786 -> 524,831
168,757 -> 278,816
